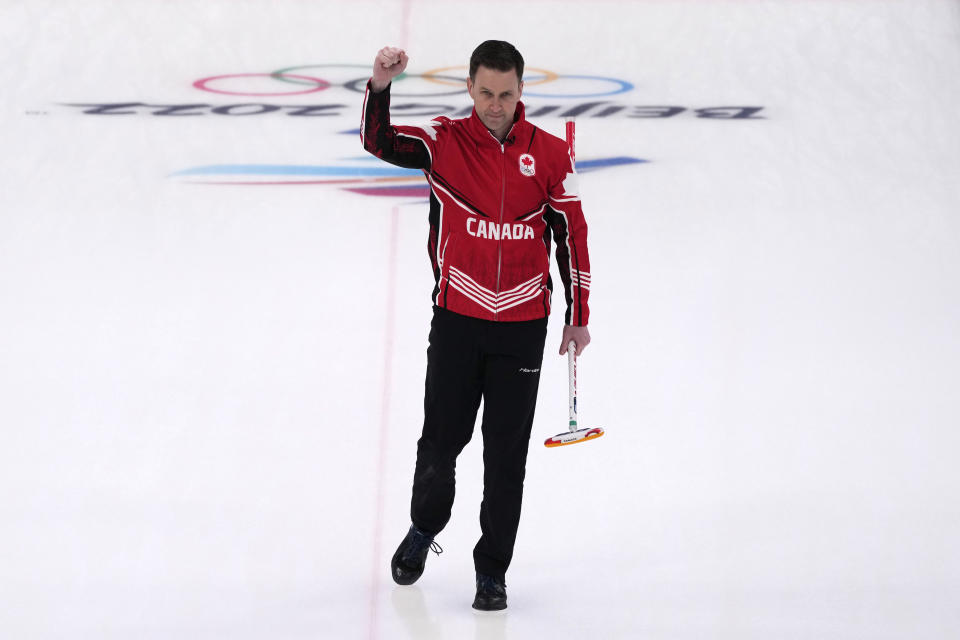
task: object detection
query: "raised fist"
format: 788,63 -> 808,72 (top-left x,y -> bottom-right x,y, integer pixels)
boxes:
371,46 -> 409,92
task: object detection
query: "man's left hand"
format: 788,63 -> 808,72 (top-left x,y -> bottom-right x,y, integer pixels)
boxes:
560,325 -> 591,356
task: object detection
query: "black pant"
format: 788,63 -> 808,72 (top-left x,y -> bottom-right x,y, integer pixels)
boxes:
410,306 -> 548,581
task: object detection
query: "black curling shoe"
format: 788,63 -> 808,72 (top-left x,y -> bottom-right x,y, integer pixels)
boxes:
472,573 -> 507,611
390,525 -> 442,585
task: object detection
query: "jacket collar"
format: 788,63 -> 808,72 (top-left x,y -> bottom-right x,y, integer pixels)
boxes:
466,101 -> 530,146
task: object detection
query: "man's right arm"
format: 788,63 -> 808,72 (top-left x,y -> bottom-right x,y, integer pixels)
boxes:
361,46 -> 432,170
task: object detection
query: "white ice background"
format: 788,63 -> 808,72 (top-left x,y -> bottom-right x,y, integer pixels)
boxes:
1,1 -> 959,638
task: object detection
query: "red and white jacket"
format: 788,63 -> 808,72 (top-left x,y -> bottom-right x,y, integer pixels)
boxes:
361,81 -> 590,325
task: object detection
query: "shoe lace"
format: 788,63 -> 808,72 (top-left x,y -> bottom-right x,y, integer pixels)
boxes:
404,528 -> 443,562
476,573 -> 506,594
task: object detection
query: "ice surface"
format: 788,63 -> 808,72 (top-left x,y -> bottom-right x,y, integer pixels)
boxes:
2,1 -> 959,638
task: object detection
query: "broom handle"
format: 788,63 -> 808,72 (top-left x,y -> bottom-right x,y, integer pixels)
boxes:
565,118 -> 578,433
568,341 -> 578,432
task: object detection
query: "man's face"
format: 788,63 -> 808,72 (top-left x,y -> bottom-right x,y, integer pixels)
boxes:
467,65 -> 524,140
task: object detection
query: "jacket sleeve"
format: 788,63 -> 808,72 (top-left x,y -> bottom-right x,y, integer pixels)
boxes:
547,152 -> 591,327
361,80 -> 435,170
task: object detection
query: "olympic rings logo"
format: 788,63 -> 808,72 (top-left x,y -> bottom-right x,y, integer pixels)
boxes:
193,64 -> 635,99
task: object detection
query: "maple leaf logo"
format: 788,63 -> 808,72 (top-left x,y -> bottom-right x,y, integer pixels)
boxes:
519,153 -> 536,176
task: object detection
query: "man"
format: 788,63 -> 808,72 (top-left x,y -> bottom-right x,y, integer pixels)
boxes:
362,40 -> 591,611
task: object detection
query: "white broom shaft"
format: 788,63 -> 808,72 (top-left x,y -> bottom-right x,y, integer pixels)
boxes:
568,341 -> 578,430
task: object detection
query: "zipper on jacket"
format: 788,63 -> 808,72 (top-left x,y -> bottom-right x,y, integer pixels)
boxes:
495,141 -> 506,320
492,123 -> 516,321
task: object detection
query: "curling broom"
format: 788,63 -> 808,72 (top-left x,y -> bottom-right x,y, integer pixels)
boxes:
544,119 -> 605,448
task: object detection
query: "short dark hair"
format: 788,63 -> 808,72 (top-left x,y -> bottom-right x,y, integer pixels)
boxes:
469,40 -> 524,82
